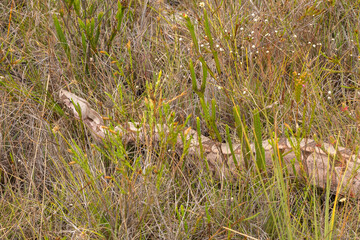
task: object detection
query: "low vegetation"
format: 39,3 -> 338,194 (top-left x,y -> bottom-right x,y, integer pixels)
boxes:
1,0 -> 360,239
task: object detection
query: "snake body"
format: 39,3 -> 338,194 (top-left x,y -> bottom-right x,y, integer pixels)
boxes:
59,90 -> 360,197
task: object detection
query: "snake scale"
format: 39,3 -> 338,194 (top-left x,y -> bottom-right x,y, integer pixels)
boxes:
59,89 -> 360,198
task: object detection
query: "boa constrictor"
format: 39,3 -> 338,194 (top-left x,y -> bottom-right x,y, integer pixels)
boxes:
59,89 -> 360,198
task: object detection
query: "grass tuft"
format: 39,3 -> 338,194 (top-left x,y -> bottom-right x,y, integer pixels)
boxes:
1,0 -> 360,239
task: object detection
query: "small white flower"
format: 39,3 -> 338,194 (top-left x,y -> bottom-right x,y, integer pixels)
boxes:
224,30 -> 227,33
251,13 -> 255,17
240,27 -> 244,31
199,2 -> 205,7
339,198 -> 346,203
328,91 -> 331,94
293,35 -> 297,38
219,48 -> 224,51
312,44 -> 316,48
179,37 -> 183,41
243,91 -> 247,95
200,44 -> 204,47
331,38 -> 335,41
252,45 -> 255,48
308,42 -> 311,44
254,18 -> 258,22
265,19 -> 268,23
136,85 -> 139,89
275,30 -> 278,33
266,50 -> 269,53
217,85 -> 222,90
241,46 -> 244,49
251,31 -> 255,34
216,44 -> 220,48
256,50 -> 259,54
327,96 -> 331,100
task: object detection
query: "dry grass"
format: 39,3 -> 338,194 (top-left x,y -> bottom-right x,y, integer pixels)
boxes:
1,0 -> 360,239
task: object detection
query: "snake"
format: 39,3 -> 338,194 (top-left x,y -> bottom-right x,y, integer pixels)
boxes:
59,89 -> 360,198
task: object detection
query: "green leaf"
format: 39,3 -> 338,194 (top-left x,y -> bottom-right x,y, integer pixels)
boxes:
253,110 -> 265,171
203,9 -> 221,74
73,0 -> 80,16
226,124 -> 239,167
81,32 -> 87,53
78,17 -> 85,30
189,59 -> 199,94
88,3 -> 95,16
90,17 -> 95,38
210,98 -> 222,142
116,1 -> 125,31
94,13 -> 103,49
200,61 -> 207,93
184,14 -> 199,53
233,106 -> 251,169
53,15 -> 71,61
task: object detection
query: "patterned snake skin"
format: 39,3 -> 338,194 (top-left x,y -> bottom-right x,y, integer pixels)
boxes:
59,89 -> 360,198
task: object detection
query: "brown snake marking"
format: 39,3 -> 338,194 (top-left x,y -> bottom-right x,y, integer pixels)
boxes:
59,89 -> 360,198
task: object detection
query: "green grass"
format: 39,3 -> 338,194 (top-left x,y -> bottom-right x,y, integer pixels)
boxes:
1,0 -> 360,239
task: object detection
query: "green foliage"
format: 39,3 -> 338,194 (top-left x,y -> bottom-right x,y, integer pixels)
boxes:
53,14 -> 71,61
233,106 -> 251,170
253,110 -> 266,172
2,0 -> 360,239
189,59 -> 222,142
